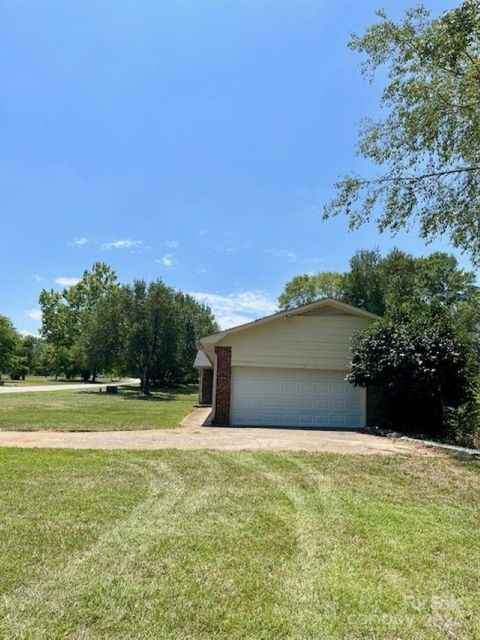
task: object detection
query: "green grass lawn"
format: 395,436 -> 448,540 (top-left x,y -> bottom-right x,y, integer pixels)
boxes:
0,386 -> 198,431
0,449 -> 478,639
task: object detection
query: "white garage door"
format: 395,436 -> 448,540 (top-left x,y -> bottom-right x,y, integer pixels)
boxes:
230,367 -> 365,428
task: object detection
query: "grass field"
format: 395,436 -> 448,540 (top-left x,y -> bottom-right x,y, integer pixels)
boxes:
0,386 -> 197,431
0,449 -> 478,639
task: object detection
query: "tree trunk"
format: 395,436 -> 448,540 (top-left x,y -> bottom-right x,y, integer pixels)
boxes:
140,371 -> 151,395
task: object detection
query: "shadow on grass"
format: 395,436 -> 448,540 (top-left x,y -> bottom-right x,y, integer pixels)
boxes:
76,386 -> 198,402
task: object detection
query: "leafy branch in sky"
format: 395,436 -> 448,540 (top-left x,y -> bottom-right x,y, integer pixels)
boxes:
324,1 -> 480,264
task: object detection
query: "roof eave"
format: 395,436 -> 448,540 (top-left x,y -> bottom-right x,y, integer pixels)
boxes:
199,298 -> 380,346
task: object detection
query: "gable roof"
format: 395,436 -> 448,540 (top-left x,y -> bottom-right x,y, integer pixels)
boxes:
193,350 -> 213,368
199,298 -> 379,347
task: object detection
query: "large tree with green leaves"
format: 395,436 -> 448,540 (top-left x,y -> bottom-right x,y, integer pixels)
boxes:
39,262 -> 118,379
90,280 -> 218,392
15,336 -> 48,377
0,315 -> 18,377
278,272 -> 345,310
278,248 -> 479,318
343,249 -> 385,316
324,1 -> 480,264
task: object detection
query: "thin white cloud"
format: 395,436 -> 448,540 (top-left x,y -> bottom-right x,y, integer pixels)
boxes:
222,243 -> 252,253
205,243 -> 253,256
26,309 -> 42,322
266,249 -> 297,261
189,290 -> 277,330
102,239 -> 146,251
166,240 -> 179,249
55,277 -> 80,287
155,254 -> 175,267
19,329 -> 37,337
195,268 -> 209,274
34,274 -> 44,282
69,237 -> 89,247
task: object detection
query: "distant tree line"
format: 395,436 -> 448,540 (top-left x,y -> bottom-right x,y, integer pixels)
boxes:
278,249 -> 479,316
279,249 -> 480,444
84,278 -> 218,393
0,263 -> 218,393
0,317 -> 48,380
38,263 -> 218,392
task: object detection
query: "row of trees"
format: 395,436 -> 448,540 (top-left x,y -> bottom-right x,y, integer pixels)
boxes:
279,249 -> 480,442
82,279 -> 218,392
38,263 -> 218,392
1,264 -> 218,392
0,317 -> 48,380
279,249 -> 478,316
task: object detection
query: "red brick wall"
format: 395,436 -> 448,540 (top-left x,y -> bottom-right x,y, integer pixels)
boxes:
200,368 -> 213,405
212,346 -> 231,425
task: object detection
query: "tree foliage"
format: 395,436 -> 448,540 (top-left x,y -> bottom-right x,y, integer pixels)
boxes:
348,309 -> 479,435
278,272 -> 345,310
324,1 -> 480,264
39,263 -> 118,380
14,336 -> 48,377
91,280 -> 218,392
0,321 -> 48,380
343,250 -> 385,316
278,248 -> 479,317
0,315 -> 18,376
37,264 -> 218,388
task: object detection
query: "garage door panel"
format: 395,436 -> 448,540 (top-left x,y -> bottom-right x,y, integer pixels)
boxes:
230,367 -> 364,428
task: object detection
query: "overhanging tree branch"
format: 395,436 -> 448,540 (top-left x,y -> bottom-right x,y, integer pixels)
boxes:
352,166 -> 480,187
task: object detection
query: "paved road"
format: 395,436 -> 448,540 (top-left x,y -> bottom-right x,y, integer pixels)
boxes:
0,379 -> 139,394
0,408 -> 435,455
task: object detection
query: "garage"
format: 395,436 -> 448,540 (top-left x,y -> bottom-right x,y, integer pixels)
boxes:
230,366 -> 365,428
197,298 -> 378,429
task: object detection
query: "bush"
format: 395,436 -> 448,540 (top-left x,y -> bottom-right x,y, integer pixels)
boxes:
349,311 -> 478,438
444,403 -> 480,448
8,355 -> 29,381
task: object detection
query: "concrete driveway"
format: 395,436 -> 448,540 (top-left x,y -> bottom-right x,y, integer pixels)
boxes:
0,408 -> 433,455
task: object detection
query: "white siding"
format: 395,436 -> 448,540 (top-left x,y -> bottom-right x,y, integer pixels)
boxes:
217,313 -> 372,370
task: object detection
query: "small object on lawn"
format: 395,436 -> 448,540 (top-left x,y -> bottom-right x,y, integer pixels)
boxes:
106,385 -> 118,394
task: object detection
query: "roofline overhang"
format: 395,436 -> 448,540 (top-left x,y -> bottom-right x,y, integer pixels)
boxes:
198,298 -> 380,348
193,347 -> 214,368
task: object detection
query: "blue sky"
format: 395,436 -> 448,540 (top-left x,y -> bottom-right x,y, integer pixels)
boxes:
0,0 -> 468,333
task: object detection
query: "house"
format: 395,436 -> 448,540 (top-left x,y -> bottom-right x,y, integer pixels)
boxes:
195,298 -> 379,428
193,349 -> 214,405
